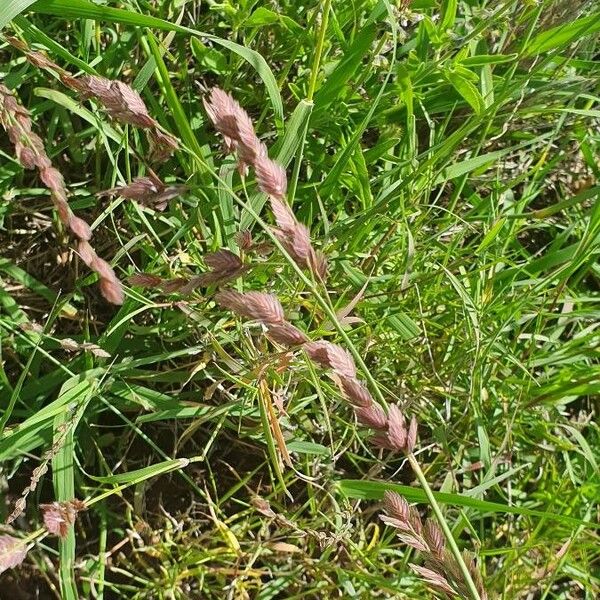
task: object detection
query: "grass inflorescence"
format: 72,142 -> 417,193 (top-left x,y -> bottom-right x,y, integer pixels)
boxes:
0,1 -> 599,598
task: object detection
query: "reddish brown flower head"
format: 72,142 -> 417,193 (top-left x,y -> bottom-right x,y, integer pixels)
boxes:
303,341 -> 357,379
235,230 -> 253,250
128,273 -> 164,288
384,491 -> 410,522
255,149 -> 287,200
386,404 -> 407,451
423,519 -> 445,558
40,499 -> 86,538
99,277 -> 125,305
204,249 -> 243,274
216,290 -> 285,324
39,166 -> 65,191
266,322 -> 309,346
338,376 -> 373,407
355,403 -> 388,429
409,564 -> 457,596
98,173 -> 186,211
407,415 -> 418,453
68,215 -> 92,241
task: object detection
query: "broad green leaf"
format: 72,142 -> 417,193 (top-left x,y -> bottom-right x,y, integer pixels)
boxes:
477,218 -> 507,253
313,24 -> 377,115
440,0 -> 457,31
244,7 -> 279,27
286,440 -> 330,456
445,69 -> 485,115
30,0 -> 284,122
0,0 -> 37,30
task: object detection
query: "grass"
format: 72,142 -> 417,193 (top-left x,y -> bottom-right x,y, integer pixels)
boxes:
0,0 -> 599,598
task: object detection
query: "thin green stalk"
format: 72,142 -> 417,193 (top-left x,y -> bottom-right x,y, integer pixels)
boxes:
306,0 -> 332,102
408,453 -> 482,600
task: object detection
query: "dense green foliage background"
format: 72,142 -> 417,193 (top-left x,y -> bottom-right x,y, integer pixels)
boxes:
0,1 -> 598,598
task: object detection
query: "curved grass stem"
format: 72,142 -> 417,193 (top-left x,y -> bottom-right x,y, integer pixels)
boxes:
407,453 -> 482,600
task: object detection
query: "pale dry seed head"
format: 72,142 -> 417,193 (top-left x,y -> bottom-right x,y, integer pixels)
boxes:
0,535 -> 28,574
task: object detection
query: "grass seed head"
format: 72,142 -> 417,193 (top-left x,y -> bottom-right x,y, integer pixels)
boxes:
0,535 -> 28,575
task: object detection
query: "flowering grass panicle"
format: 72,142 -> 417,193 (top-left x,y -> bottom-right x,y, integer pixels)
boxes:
204,86 -> 487,598
7,37 -> 179,160
0,83 -> 123,304
203,88 -> 326,278
382,491 -> 488,599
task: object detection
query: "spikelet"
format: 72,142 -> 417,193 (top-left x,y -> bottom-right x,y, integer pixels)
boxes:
0,535 -> 28,575
215,290 -> 285,324
40,499 -> 87,538
7,37 -> 179,159
97,171 -> 186,212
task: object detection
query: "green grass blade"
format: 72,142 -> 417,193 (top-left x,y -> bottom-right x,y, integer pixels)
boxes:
0,0 -> 37,30
525,12 -> 600,55
52,411 -> 77,598
337,479 -> 600,530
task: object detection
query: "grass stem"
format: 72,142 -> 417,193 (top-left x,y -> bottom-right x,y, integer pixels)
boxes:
307,0 -> 332,102
408,453 -> 482,600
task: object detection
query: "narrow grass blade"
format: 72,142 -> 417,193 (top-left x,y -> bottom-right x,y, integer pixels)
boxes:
0,0 -> 37,30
